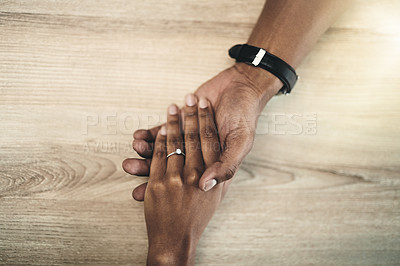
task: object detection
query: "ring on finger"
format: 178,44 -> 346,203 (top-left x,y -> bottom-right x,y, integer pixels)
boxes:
166,148 -> 185,158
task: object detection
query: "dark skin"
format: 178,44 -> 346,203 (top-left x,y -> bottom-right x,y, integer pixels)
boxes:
123,0 -> 351,200
145,98 -> 228,265
123,1 -> 352,264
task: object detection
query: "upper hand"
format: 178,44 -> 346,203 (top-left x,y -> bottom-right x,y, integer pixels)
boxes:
123,63 -> 281,200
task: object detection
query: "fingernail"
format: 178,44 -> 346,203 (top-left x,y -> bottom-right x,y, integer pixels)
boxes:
185,93 -> 196,107
203,179 -> 217,192
168,104 -> 178,115
160,126 -> 167,135
199,97 -> 208,109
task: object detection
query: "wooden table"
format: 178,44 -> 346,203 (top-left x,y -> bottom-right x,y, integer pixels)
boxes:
1,0 -> 399,264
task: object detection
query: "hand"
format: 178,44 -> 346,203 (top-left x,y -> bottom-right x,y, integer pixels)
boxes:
123,63 -> 282,199
145,100 -> 227,265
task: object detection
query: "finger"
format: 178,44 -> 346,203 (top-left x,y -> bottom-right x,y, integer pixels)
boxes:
198,96 -> 221,167
132,182 -> 148,201
132,139 -> 153,158
122,158 -> 151,176
183,94 -> 203,184
149,126 -> 167,180
165,104 -> 184,178
199,131 -> 254,192
133,125 -> 162,142
132,126 -> 162,158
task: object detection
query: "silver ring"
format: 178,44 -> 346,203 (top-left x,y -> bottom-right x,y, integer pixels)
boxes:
166,148 -> 185,158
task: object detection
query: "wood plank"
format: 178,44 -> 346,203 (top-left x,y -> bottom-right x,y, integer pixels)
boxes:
1,0 -> 400,264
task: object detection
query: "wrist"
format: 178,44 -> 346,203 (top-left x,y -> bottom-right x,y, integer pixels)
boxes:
232,62 -> 283,100
147,239 -> 197,266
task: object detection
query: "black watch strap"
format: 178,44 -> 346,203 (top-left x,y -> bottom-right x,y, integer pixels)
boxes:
229,44 -> 298,95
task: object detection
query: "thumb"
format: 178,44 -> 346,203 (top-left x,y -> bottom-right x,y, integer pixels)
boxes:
132,182 -> 148,201
199,161 -> 239,192
199,129 -> 255,191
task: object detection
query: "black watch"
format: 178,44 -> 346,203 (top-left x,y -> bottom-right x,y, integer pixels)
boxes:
229,44 -> 298,95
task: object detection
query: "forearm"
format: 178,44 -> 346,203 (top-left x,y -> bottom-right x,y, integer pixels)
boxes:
236,0 -> 351,97
250,0 -> 349,67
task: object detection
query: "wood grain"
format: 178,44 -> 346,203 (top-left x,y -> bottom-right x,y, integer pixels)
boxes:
1,0 -> 400,265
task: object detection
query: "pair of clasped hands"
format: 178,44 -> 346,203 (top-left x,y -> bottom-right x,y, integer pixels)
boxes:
122,65 -> 277,264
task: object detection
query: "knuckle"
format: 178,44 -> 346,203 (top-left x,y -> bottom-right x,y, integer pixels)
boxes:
199,111 -> 211,119
168,136 -> 182,147
191,167 -> 203,178
165,174 -> 183,187
201,126 -> 216,140
185,132 -> 199,142
185,176 -> 197,185
168,119 -> 179,127
147,182 -> 167,194
154,149 -> 166,158
225,164 -> 238,180
184,109 -> 197,119
185,166 -> 203,184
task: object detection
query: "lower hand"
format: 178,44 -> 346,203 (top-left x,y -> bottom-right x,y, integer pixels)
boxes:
145,100 -> 226,265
